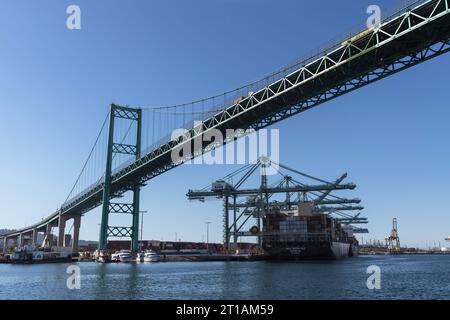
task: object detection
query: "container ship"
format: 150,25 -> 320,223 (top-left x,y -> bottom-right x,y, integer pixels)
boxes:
262,202 -> 358,260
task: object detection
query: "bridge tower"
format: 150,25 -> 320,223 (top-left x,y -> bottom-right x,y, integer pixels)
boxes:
385,218 -> 401,253
99,104 -> 142,251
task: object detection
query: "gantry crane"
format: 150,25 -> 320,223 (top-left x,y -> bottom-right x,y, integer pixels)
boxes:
385,218 -> 401,253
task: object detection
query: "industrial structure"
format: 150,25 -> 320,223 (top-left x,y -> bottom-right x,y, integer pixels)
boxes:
187,158 -> 368,258
0,0 -> 449,254
385,218 -> 401,253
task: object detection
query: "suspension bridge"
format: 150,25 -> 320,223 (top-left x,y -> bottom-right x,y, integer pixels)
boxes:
1,0 -> 449,253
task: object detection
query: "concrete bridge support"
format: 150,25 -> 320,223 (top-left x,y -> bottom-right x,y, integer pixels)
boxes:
58,215 -> 67,247
18,234 -> 23,248
43,223 -> 53,248
19,230 -> 33,247
46,223 -> 52,235
72,215 -> 81,252
32,229 -> 38,246
2,237 -> 7,253
58,215 -> 82,251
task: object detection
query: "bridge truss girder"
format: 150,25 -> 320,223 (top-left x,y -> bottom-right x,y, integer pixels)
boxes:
99,0 -> 450,198
59,0 -> 450,220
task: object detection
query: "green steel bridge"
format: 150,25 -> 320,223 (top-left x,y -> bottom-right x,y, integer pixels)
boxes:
1,0 -> 449,253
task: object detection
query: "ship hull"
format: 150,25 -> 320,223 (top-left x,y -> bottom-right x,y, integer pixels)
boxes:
263,241 -> 351,260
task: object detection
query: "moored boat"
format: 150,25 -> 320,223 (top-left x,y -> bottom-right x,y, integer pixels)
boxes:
110,250 -> 133,262
94,250 -> 111,263
136,252 -> 144,263
9,245 -> 72,264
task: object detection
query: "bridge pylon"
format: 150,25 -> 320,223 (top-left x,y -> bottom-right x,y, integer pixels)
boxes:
99,104 -> 142,252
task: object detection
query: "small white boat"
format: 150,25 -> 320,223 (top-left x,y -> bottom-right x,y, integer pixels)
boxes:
111,252 -> 120,262
97,255 -> 108,263
144,251 -> 161,262
95,250 -> 110,263
136,252 -> 144,263
110,250 -> 133,263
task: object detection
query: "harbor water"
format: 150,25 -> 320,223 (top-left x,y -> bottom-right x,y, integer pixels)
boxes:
0,255 -> 449,300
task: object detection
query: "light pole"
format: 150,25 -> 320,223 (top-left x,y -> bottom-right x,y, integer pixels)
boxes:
205,222 -> 211,253
139,211 -> 148,251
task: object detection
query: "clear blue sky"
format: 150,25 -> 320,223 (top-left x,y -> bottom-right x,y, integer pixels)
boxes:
1,0 -> 449,248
